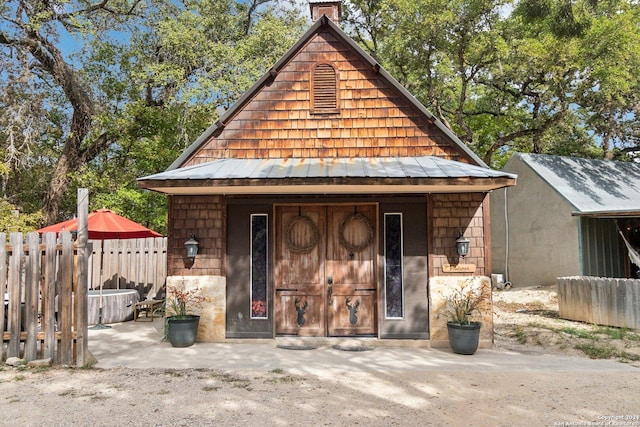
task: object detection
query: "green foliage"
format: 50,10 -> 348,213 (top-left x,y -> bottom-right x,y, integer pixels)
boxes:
346,0 -> 640,164
511,325 -> 528,344
1,0 -> 306,227
0,199 -> 43,233
560,326 -> 596,339
2,0 -> 639,226
574,343 -> 618,359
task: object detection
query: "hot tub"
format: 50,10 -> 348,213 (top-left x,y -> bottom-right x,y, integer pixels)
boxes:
88,289 -> 140,325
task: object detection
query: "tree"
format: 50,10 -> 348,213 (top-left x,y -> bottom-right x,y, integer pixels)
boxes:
1,0 -> 306,229
0,0 -> 150,223
75,0 -> 306,232
0,199 -> 43,233
344,0 -> 640,166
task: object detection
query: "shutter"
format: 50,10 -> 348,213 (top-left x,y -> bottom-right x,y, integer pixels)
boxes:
312,63 -> 338,112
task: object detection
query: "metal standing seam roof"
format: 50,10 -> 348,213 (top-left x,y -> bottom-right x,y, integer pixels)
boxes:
140,156 -> 516,182
513,153 -> 640,216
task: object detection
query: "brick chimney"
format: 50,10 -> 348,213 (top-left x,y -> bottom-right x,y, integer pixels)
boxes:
310,0 -> 342,23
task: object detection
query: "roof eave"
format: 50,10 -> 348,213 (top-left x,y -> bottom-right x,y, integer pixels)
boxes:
138,176 -> 516,195
571,209 -> 640,218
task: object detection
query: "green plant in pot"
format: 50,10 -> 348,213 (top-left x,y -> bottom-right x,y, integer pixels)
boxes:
165,282 -> 207,347
443,278 -> 491,355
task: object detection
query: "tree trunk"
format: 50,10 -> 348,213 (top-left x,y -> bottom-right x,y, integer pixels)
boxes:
22,29 -> 96,223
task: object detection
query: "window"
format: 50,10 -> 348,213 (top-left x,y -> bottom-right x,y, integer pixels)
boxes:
311,63 -> 339,114
384,213 -> 404,318
251,214 -> 268,319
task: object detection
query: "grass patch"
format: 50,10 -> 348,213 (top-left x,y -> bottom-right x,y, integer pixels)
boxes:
575,343 -> 618,359
510,326 -> 527,344
627,333 -> 640,342
594,326 -> 627,340
620,351 -> 640,362
594,326 -> 640,342
560,327 -> 596,340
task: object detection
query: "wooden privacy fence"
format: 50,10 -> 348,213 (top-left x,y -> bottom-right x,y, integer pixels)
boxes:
88,237 -> 167,298
557,276 -> 640,329
1,231 -> 86,366
1,232 -> 167,366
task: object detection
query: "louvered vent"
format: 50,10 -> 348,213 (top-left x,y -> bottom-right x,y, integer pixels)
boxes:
312,63 -> 338,113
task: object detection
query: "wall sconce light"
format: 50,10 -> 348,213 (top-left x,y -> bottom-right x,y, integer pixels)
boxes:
185,234 -> 199,260
456,232 -> 470,258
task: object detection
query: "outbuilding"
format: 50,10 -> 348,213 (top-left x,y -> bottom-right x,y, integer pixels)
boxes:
139,1 -> 516,347
491,153 -> 640,287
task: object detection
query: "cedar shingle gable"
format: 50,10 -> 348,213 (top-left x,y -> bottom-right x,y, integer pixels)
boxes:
170,17 -> 485,170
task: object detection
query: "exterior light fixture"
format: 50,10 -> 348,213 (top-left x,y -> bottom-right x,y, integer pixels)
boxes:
185,234 -> 199,260
456,232 -> 470,258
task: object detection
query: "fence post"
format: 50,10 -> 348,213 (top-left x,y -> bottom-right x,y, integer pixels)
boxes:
42,232 -> 57,361
0,233 -> 6,341
24,232 -> 40,361
7,233 -> 23,358
59,232 -> 74,365
76,188 -> 89,366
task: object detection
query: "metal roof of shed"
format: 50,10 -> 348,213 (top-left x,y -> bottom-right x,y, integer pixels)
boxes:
138,156 -> 516,195
512,153 -> 640,217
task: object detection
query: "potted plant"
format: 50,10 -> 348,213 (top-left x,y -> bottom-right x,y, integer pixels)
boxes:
165,283 -> 207,347
442,279 -> 491,355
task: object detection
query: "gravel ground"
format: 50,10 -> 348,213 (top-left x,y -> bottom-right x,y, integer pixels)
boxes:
1,285 -> 639,427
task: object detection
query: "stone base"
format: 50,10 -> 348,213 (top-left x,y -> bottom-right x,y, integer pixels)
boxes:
167,275 -> 226,342
429,276 -> 493,348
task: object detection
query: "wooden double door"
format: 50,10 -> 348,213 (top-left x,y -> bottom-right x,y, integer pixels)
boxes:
275,204 -> 377,337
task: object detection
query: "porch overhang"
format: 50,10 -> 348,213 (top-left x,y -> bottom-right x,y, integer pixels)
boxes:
571,210 -> 640,218
138,157 -> 517,195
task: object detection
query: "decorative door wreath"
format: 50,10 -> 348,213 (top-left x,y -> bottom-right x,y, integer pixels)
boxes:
285,215 -> 319,254
339,213 -> 374,253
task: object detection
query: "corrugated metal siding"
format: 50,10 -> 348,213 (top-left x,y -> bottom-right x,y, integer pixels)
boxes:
580,218 -> 626,277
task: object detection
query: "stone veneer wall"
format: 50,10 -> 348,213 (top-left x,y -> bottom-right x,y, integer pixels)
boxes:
167,275 -> 226,342
429,276 -> 493,348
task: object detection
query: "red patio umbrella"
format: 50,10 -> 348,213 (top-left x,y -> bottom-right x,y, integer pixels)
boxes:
37,209 -> 162,328
37,208 -> 162,239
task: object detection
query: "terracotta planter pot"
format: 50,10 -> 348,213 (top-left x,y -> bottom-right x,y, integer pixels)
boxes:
447,321 -> 481,355
167,315 -> 200,347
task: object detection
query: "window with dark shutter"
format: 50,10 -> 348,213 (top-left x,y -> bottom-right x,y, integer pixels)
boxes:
311,63 -> 339,114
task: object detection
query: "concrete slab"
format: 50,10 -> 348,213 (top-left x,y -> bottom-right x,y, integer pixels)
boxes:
87,319 -> 638,375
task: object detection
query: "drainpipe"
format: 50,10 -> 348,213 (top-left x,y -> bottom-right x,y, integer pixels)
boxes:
503,187 -> 512,287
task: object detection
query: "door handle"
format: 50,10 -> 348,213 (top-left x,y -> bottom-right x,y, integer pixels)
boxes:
327,285 -> 333,305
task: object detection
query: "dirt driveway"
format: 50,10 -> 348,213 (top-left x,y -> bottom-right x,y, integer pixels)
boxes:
0,285 -> 639,426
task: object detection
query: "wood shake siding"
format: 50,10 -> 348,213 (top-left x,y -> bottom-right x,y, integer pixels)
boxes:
168,195 -> 226,277
429,193 -> 488,277
185,29 -> 464,164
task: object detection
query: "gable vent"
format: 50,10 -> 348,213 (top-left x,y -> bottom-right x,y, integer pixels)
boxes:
312,63 -> 339,113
